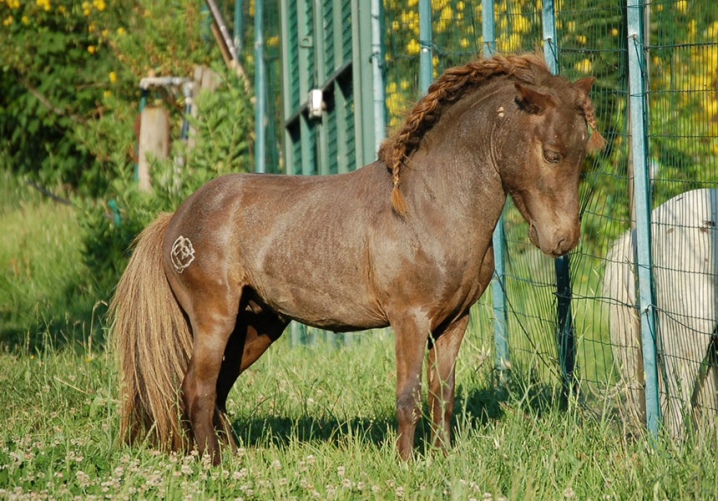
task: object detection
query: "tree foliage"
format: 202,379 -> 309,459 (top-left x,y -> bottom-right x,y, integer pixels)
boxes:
0,0 -> 254,305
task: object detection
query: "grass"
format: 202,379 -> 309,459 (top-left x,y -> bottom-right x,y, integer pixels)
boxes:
2,337 -> 717,500
1,169 -> 717,499
0,170 -> 103,351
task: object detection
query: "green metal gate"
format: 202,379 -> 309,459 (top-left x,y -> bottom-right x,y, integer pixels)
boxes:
280,0 -> 381,176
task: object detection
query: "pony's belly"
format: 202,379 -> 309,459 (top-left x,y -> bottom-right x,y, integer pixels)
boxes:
256,282 -> 388,331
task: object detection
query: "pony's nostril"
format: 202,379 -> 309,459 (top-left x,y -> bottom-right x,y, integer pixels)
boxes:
554,238 -> 570,256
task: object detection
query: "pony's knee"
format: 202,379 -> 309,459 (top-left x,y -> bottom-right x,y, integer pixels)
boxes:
396,391 -> 421,425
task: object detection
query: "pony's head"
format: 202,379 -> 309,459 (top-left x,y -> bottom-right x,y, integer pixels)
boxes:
497,73 -> 604,257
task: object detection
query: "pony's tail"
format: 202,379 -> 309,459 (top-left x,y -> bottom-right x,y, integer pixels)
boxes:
110,212 -> 193,452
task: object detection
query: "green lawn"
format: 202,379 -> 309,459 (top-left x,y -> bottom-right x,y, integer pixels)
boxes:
2,335 -> 717,499
1,171 -> 717,499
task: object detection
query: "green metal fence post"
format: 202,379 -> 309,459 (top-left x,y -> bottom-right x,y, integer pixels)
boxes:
233,0 -> 243,53
371,0 -> 386,155
543,0 -> 576,392
627,0 -> 660,437
254,0 -> 266,174
542,0 -> 558,71
483,0 -> 509,378
418,0 -> 432,95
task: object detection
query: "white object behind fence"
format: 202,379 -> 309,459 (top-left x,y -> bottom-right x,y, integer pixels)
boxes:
604,188 -> 718,436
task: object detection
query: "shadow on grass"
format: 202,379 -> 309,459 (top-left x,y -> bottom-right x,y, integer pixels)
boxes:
228,377 -> 567,452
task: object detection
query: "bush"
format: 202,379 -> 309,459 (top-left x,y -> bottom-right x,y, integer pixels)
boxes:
0,0 -> 218,196
76,71 -> 254,300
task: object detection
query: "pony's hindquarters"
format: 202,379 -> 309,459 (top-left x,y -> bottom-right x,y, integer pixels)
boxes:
110,212 -> 193,451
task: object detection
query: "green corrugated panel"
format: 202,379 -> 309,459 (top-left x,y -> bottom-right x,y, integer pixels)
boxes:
289,122 -> 302,175
287,4 -> 300,112
326,95 -> 339,174
304,0 -> 315,86
306,120 -> 318,176
341,0 -> 352,65
323,0 -> 335,79
343,79 -> 355,171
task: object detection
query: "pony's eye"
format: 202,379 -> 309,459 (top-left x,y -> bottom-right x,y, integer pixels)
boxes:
543,150 -> 562,164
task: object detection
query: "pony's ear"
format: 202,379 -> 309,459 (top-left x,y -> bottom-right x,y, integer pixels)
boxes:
573,76 -> 596,96
515,82 -> 556,115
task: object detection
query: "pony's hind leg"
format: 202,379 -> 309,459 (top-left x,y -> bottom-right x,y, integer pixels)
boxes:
427,314 -> 470,452
181,289 -> 242,465
214,301 -> 289,449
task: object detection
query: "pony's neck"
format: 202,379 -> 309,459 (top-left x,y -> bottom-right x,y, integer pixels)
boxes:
402,79 -> 512,223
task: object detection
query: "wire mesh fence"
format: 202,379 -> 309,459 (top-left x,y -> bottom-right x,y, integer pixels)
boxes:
233,0 -> 718,432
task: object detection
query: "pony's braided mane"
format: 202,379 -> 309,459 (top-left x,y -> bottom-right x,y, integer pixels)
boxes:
379,52 -> 604,216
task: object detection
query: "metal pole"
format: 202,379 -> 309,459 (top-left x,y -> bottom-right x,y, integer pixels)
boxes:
482,0 -> 496,56
542,0 -> 576,392
205,0 -> 240,62
482,0 -> 508,377
542,0 -> 558,73
234,0 -> 243,53
254,0 -> 266,174
627,0 -> 660,437
418,0 -> 432,95
371,0 -> 386,155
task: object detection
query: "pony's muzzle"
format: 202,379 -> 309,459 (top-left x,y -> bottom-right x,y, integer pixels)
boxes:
529,223 -> 579,257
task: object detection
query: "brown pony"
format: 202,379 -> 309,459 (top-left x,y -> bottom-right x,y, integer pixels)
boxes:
111,53 -> 604,464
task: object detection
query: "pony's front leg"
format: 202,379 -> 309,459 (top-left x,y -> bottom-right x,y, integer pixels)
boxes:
427,314 -> 470,452
392,311 -> 431,460
183,311 -> 238,465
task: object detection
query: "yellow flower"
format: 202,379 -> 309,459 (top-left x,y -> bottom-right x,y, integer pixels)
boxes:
708,21 -> 718,40
514,15 -> 531,34
267,35 -> 279,48
7,0 -> 20,8
574,58 -> 593,74
407,39 -> 420,56
117,27 -> 126,36
36,0 -> 51,11
21,15 -> 29,24
2,15 -> 13,26
87,45 -> 96,54
611,28 -> 619,37
104,90 -> 112,98
109,71 -> 117,84
460,38 -> 469,49
576,35 -> 587,45
93,0 -> 106,11
706,99 -> 717,119
506,33 -> 521,52
675,0 -> 687,14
